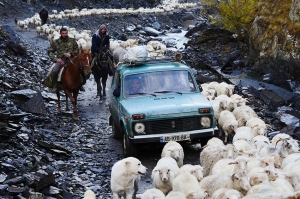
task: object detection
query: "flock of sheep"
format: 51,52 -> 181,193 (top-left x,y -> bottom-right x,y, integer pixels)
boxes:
15,0 -> 194,56
100,81 -> 300,199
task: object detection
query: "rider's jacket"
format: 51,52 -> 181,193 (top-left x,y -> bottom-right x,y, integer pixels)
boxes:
48,36 -> 79,62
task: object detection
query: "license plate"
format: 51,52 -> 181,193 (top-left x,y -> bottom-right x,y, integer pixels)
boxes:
160,134 -> 190,143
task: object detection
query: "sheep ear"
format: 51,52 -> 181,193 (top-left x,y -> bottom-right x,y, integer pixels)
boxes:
216,193 -> 225,199
228,161 -> 238,165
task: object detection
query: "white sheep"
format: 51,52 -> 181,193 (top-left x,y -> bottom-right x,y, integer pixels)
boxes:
136,188 -> 166,199
83,190 -> 96,199
248,165 -> 278,182
177,164 -> 204,182
199,171 -> 251,195
211,156 -> 249,175
230,94 -> 249,106
271,133 -> 292,147
218,110 -> 238,144
233,140 -> 253,155
204,137 -> 225,147
215,82 -> 235,97
151,157 -> 179,194
259,138 -> 300,158
211,188 -> 243,199
207,81 -> 220,90
246,155 -> 276,173
232,126 -> 253,144
232,105 -> 258,127
215,94 -> 238,111
200,144 -> 236,176
161,141 -> 184,167
252,135 -> 270,151
201,88 -> 216,100
246,117 -> 268,136
165,191 -> 186,199
281,152 -> 300,168
210,99 -> 227,120
173,173 -> 208,199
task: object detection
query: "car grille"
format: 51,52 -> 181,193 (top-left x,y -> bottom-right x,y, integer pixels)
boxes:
134,116 -> 211,134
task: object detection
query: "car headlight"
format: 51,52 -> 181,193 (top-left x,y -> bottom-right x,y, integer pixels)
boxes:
201,117 -> 211,127
134,123 -> 145,133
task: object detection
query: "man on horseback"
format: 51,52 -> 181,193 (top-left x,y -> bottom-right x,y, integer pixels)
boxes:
91,24 -> 110,59
48,27 -> 84,92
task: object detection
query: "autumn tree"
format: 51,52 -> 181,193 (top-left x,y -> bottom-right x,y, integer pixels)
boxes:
202,0 -> 258,40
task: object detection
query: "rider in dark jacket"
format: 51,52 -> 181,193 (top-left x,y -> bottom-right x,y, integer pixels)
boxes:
91,24 -> 110,59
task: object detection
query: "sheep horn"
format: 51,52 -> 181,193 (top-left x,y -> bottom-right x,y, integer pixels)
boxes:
275,138 -> 282,148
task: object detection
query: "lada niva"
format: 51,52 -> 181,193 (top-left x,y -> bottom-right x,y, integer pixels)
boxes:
108,58 -> 218,157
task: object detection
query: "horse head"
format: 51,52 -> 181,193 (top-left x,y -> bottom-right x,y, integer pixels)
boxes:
79,49 -> 92,79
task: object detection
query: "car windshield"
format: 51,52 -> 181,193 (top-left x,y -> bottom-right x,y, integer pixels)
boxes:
124,70 -> 197,98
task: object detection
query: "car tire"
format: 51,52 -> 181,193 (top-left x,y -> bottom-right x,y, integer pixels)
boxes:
122,127 -> 137,158
112,121 -> 122,139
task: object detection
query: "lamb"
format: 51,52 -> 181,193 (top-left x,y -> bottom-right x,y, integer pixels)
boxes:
199,171 -> 251,195
215,82 -> 235,97
136,188 -> 166,199
232,126 -> 253,144
232,105 -> 258,127
161,141 -> 184,167
173,173 -> 208,198
218,110 -> 238,144
177,164 -> 204,182
211,156 -> 249,175
151,157 -> 179,194
246,117 -> 269,136
211,188 -> 243,199
200,144 -> 236,176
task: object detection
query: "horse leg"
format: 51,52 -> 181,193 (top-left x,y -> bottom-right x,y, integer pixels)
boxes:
66,94 -> 70,111
57,90 -> 61,113
65,90 -> 78,120
102,73 -> 108,99
98,77 -> 103,100
73,91 -> 79,120
95,75 -> 101,97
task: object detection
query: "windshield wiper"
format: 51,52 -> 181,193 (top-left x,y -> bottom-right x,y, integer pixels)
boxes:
154,90 -> 183,95
129,92 -> 156,97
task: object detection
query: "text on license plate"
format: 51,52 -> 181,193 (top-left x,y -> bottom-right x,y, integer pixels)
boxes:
160,134 -> 190,143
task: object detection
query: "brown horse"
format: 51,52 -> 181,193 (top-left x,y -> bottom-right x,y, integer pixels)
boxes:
56,49 -> 92,120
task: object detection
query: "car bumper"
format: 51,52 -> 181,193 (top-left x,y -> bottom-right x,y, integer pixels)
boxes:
129,127 -> 219,144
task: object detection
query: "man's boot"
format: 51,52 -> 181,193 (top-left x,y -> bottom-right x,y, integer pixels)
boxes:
52,84 -> 57,93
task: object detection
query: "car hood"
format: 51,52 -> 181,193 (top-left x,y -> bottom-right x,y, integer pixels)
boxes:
121,94 -> 211,115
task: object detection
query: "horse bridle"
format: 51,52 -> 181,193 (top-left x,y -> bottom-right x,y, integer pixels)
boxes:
69,53 -> 91,71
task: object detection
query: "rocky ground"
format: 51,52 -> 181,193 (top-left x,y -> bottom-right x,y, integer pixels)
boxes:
1,0 -> 300,199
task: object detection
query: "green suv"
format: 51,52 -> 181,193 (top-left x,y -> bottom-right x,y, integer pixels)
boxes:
108,58 -> 218,157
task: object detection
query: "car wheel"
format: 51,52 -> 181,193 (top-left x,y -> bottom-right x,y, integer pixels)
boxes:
122,127 -> 137,157
112,121 -> 122,139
